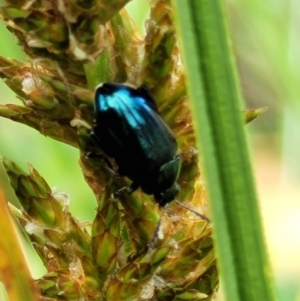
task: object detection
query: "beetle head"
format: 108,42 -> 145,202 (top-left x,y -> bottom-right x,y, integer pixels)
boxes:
154,183 -> 180,207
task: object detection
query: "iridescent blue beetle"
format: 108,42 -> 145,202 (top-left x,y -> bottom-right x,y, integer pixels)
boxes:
90,82 -> 181,206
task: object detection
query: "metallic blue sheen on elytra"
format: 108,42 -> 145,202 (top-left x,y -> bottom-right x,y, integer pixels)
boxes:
91,82 -> 181,206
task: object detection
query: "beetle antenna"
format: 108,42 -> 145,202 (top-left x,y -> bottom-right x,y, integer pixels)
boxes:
174,199 -> 210,223
147,204 -> 168,258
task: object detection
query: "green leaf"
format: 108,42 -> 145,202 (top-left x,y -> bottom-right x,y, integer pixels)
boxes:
172,1 -> 276,301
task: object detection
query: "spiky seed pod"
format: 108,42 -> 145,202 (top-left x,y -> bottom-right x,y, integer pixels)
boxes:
2,158 -> 101,299
0,0 -> 225,300
0,0 -> 135,85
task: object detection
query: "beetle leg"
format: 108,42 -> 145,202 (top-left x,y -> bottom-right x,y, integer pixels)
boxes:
147,204 -> 169,257
89,129 -> 101,144
174,200 -> 210,222
114,181 -> 139,198
102,159 -> 121,176
86,152 -> 121,177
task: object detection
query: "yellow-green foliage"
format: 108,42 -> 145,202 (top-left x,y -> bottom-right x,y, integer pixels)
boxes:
0,1 -> 217,300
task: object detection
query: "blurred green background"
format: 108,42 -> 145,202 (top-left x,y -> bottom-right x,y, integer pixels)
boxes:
0,1 -> 299,301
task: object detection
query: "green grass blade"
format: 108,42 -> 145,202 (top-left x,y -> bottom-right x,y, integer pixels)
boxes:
172,1 -> 276,301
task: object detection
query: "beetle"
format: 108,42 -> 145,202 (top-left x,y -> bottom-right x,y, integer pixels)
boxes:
90,82 -> 181,207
